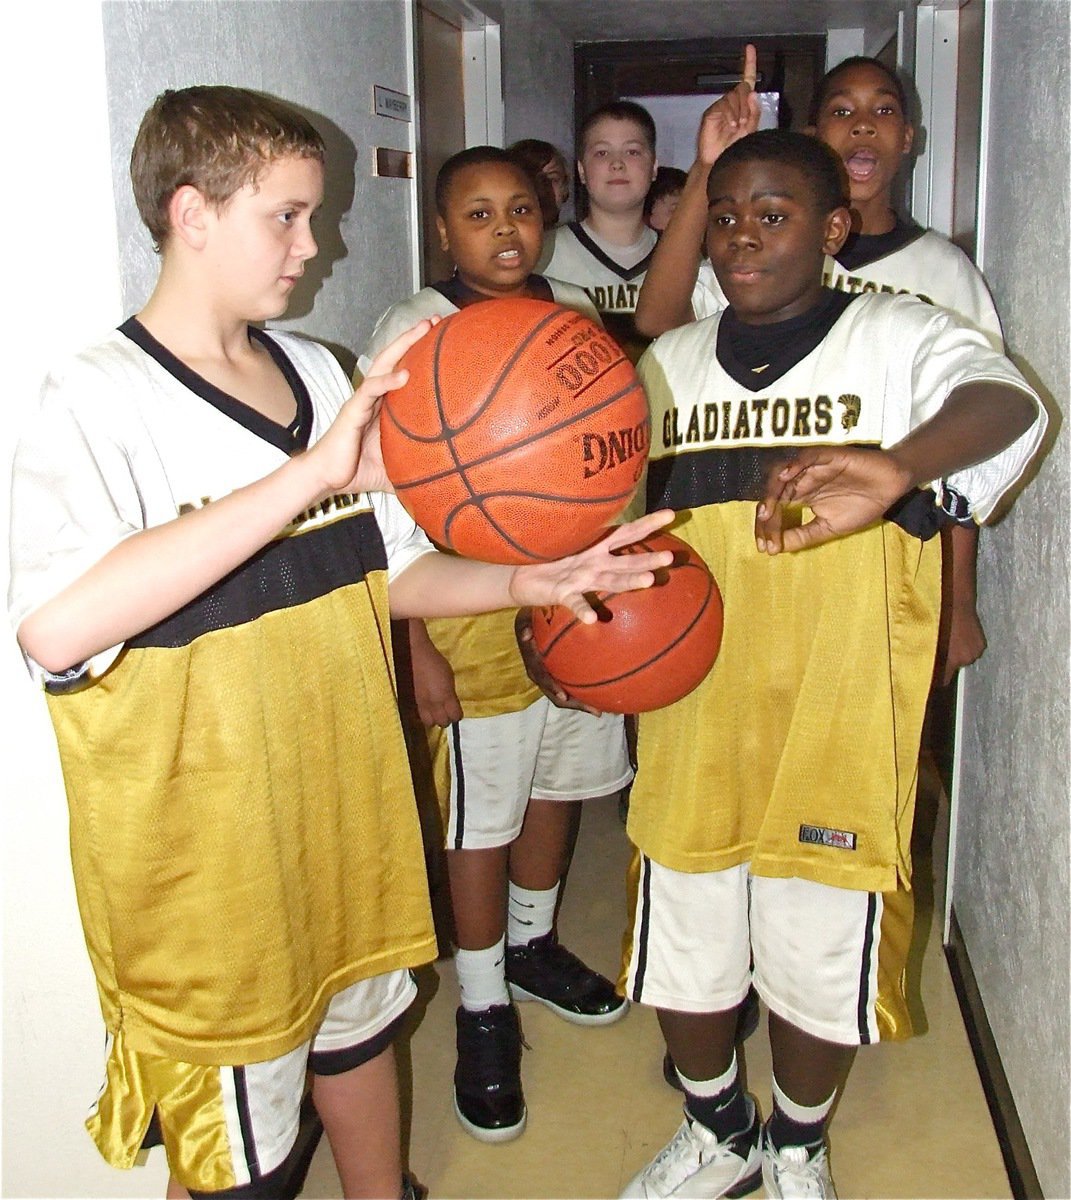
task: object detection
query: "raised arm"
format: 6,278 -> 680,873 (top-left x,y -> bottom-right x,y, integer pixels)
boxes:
634,44 -> 761,338
754,380 -> 1040,555
17,321 -> 435,675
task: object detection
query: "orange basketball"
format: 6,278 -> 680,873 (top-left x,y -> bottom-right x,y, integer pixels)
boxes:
529,532 -> 723,713
380,298 -> 649,564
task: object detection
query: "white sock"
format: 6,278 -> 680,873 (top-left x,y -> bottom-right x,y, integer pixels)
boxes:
507,882 -> 559,945
677,1050 -> 738,1097
771,1076 -> 836,1124
455,936 -> 509,1012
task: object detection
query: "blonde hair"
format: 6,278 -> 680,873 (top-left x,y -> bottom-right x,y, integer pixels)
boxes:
131,85 -> 325,250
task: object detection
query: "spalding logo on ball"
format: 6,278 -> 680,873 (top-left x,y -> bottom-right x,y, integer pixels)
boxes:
530,532 -> 723,713
381,298 -> 649,564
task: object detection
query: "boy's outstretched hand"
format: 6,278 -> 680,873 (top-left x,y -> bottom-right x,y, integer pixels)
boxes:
697,43 -> 761,166
508,509 -> 676,621
311,317 -> 438,498
755,447 -> 913,554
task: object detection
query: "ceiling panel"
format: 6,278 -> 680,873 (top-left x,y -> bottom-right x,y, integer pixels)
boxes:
534,0 -> 908,44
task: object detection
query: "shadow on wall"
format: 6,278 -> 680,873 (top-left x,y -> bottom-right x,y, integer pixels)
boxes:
284,99 -> 358,376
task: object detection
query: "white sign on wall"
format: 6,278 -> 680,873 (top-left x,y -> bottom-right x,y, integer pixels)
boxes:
374,84 -> 411,122
624,92 -> 781,170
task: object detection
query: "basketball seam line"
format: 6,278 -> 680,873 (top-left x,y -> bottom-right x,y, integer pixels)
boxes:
394,379 -> 647,485
540,570 -> 717,693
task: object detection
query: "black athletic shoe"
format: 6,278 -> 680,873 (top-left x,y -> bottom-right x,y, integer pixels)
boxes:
400,1174 -> 427,1200
453,1004 -> 527,1143
505,932 -> 629,1026
663,987 -> 762,1091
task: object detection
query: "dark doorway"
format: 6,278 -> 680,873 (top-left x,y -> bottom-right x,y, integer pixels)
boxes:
575,34 -> 826,150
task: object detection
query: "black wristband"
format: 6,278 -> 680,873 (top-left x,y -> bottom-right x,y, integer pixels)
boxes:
939,482 -> 974,525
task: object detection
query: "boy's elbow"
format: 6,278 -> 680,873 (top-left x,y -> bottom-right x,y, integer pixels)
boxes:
17,611 -> 81,676
1011,389 -> 1041,435
634,304 -> 674,339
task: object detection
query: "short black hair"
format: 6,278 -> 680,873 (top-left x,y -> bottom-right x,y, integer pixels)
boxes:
435,145 -> 530,215
708,130 -> 849,213
578,100 -> 656,155
644,165 -> 688,217
809,57 -> 910,125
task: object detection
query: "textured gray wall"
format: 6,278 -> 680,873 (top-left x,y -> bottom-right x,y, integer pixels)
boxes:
102,0 -> 416,372
494,1 -> 576,181
955,2 -> 1070,1195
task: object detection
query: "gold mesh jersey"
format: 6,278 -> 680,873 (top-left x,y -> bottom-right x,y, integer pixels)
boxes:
632,292 -> 1042,892
363,278 -> 600,717
9,322 -> 438,1065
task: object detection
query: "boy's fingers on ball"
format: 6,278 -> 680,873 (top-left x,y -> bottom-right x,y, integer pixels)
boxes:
373,320 -> 433,373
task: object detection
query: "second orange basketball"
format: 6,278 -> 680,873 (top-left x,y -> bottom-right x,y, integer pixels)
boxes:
380,298 -> 650,564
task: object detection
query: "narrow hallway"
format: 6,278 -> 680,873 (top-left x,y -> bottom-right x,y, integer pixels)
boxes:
304,762 -> 1011,1198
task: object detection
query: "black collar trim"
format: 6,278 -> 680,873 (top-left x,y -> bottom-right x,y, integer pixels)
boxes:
119,318 -> 314,454
566,221 -> 654,281
431,272 -> 554,309
835,217 -> 927,272
716,289 -> 859,392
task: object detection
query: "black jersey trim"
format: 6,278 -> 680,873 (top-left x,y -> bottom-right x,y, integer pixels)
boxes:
835,217 -> 927,272
647,445 -> 796,509
432,272 -> 555,308
716,290 -> 858,392
565,221 -> 654,282
856,893 -> 879,1045
630,855 -> 653,1002
884,488 -> 949,540
648,446 -> 943,541
118,318 -> 314,454
127,505 -> 387,651
308,1010 -> 408,1076
450,722 -> 467,849
232,1066 -> 262,1182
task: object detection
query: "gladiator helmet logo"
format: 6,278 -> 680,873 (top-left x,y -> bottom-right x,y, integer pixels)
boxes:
838,393 -> 861,431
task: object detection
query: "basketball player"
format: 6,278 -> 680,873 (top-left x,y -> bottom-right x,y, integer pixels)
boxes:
7,91 -> 674,1198
541,100 -> 659,363
635,48 -> 1001,687
361,146 -> 633,1146
604,131 -> 1042,1197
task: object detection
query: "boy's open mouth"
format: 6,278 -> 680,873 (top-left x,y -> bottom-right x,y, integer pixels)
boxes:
845,149 -> 880,182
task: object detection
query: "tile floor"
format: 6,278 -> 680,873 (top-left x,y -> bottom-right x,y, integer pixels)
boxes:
302,762 -> 1011,1199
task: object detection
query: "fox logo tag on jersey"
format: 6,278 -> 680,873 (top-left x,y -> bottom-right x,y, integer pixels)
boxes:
799,824 -> 858,851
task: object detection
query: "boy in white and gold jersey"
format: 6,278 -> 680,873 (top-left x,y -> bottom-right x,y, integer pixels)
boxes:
7,92 -> 673,1199
541,100 -> 660,363
364,146 -> 632,1148
637,51 -> 1002,688
611,130 -> 1044,1199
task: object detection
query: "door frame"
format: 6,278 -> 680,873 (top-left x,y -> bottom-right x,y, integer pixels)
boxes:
404,0 -> 503,289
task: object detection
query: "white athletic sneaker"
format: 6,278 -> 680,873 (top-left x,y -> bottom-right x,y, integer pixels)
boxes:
620,1103 -> 762,1198
761,1134 -> 837,1199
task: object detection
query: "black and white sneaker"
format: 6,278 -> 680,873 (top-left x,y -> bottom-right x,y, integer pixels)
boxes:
620,1101 -> 763,1198
761,1126 -> 837,1198
506,932 -> 629,1026
400,1174 -> 427,1200
453,1004 -> 527,1143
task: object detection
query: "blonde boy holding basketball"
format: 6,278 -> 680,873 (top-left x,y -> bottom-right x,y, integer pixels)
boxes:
8,95 -> 672,1198
363,145 -> 634,1146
